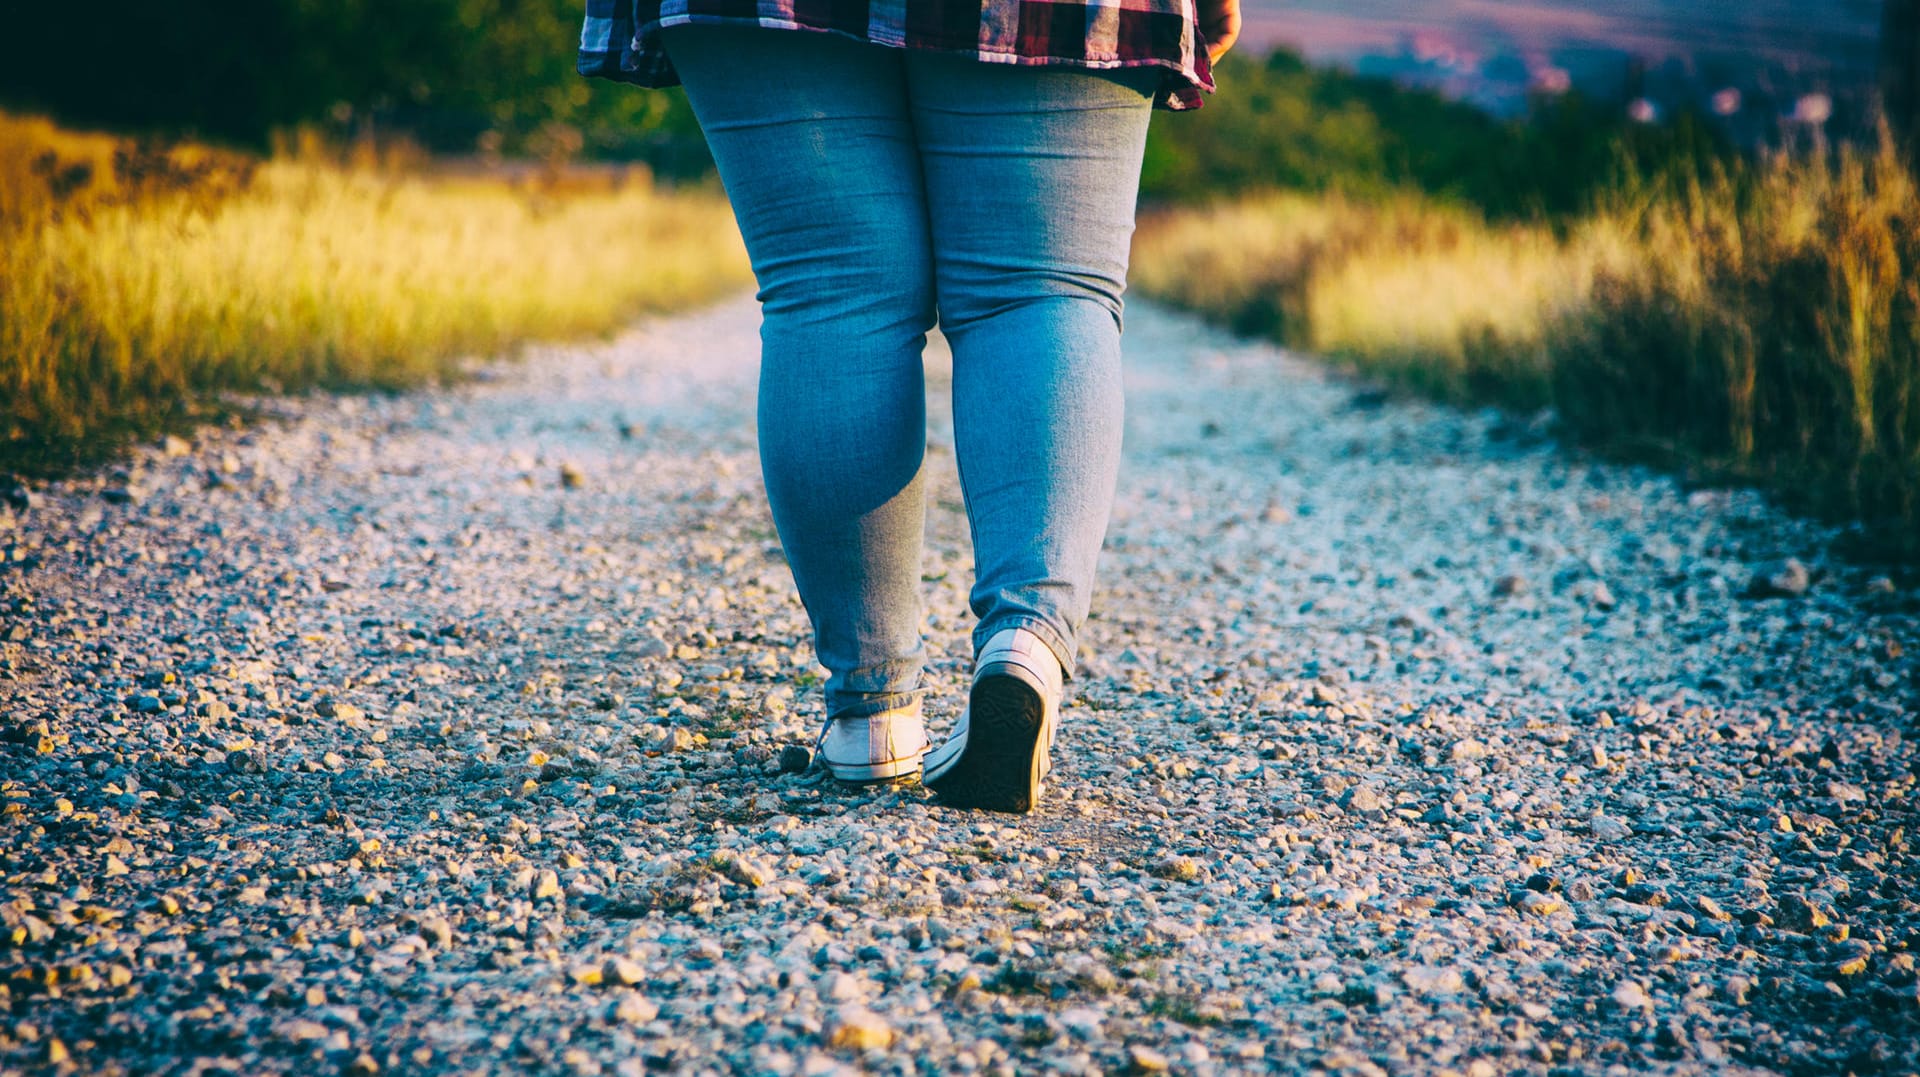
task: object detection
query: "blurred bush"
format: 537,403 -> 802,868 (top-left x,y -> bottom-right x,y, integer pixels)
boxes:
1143,51 -> 1730,219
0,112 -> 749,474
1134,141 -> 1920,552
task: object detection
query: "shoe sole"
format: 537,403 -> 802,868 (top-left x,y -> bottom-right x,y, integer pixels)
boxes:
924,663 -> 1046,813
821,751 -> 924,784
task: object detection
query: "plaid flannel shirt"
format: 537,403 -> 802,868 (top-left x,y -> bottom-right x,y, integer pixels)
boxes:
578,0 -> 1213,110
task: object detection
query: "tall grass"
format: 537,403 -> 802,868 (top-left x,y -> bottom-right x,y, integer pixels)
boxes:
1133,143 -> 1920,549
1,113 -> 749,472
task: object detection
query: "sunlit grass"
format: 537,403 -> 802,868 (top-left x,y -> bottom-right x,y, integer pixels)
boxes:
1,113 -> 750,472
1133,145 -> 1920,547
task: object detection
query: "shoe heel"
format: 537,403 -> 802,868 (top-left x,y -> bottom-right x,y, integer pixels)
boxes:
929,669 -> 1045,813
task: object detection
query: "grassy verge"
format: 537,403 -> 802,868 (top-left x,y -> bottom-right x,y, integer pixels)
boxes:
1133,144 -> 1920,554
1,113 -> 750,475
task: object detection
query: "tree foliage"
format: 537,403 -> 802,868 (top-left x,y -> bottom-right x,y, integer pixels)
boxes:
0,0 -> 705,170
1143,51 -> 1731,219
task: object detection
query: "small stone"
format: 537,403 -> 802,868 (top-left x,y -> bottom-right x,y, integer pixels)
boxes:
1492,574 -> 1528,597
1826,781 -> 1866,804
1747,558 -> 1810,598
1401,965 -> 1466,998
778,745 -> 813,774
315,699 -> 364,722
227,749 -> 264,774
104,855 -> 129,878
1448,739 -> 1488,763
1832,941 -> 1873,978
415,917 -> 453,949
1341,784 -> 1389,815
1866,575 -> 1897,596
1587,582 -> 1618,610
346,1052 -> 379,1075
826,1007 -> 892,1051
560,463 -> 586,490
651,727 -> 697,753
1149,856 -> 1200,882
162,435 -> 192,457
153,894 -> 181,916
1127,1045 -> 1171,1073
715,853 -> 771,888
285,1019 -> 331,1042
1610,980 -> 1653,1012
823,971 -> 863,1002
569,963 -> 605,987
1058,1007 -> 1104,1041
1693,895 -> 1732,922
533,869 -> 564,901
1776,895 -> 1832,933
613,994 -> 660,1023
605,957 -> 646,987
1516,891 -> 1564,917
1589,814 -> 1631,841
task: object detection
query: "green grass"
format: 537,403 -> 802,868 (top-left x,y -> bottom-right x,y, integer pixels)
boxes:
0,113 -> 751,475
1132,141 -> 1920,555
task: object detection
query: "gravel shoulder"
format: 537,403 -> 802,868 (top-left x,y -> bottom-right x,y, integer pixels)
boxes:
2,297 -> 1918,1076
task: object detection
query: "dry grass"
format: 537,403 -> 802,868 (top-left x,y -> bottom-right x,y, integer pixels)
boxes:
1,113 -> 749,472
1133,146 -> 1920,549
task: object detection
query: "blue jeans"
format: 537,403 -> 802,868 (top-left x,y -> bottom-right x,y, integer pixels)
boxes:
664,26 -> 1155,717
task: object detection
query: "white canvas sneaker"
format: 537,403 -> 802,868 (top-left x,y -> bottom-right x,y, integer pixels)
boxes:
813,702 -> 929,782
922,627 -> 1063,813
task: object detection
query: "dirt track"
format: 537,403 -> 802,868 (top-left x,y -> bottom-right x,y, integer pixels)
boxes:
2,296 -> 1917,1075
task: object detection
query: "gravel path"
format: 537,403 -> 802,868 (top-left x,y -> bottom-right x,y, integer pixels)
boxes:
3,296 -> 1918,1077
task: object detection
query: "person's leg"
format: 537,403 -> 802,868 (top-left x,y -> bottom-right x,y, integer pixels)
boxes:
664,27 -> 934,721
905,58 -> 1158,676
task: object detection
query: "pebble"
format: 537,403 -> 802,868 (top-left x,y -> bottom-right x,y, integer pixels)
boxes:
1748,557 -> 1811,598
613,995 -> 660,1024
1776,895 -> 1833,933
1610,981 -> 1654,1013
826,1008 -> 891,1051
1400,966 -> 1466,998
1127,1045 -> 1171,1073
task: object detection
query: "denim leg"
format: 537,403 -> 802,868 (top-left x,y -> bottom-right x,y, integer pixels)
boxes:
665,27 -> 934,716
905,57 -> 1157,676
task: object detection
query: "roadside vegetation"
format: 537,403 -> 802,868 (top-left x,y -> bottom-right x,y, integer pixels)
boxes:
1134,55 -> 1920,553
0,113 -> 748,474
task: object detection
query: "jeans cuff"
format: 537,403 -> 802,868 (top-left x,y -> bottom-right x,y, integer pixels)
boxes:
973,615 -> 1075,681
825,687 -> 927,722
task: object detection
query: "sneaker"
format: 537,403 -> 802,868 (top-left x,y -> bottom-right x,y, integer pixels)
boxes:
813,700 -> 929,782
922,627 -> 1062,813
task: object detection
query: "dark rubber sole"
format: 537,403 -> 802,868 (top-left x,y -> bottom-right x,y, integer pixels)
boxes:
924,666 -> 1045,813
